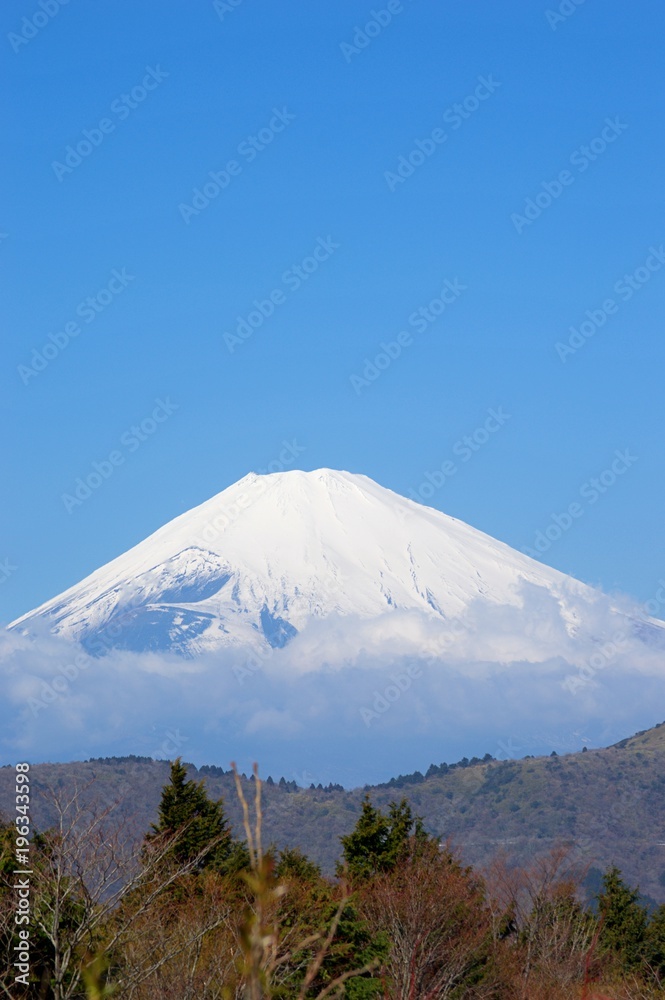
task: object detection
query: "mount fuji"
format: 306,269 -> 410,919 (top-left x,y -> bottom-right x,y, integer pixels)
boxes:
5,469 -> 665,781
8,469 -> 660,665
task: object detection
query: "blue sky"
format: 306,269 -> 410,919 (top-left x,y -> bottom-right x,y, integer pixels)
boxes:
3,0 -> 665,625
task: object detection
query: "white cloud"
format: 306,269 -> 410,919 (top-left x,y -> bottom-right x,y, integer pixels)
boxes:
1,581 -> 664,785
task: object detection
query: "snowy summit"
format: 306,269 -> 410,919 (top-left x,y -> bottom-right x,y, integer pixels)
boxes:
9,469 -> 624,662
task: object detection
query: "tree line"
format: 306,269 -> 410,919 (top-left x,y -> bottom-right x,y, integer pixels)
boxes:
1,759 -> 664,998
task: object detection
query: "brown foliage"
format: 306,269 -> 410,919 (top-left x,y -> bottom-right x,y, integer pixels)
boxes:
359,838 -> 496,999
485,846 -> 598,1000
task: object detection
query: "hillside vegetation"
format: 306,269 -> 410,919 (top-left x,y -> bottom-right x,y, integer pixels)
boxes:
3,754 -> 665,998
1,721 -> 664,903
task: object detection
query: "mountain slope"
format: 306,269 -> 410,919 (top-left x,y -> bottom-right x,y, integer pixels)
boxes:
2,722 -> 664,902
9,469 -> 624,660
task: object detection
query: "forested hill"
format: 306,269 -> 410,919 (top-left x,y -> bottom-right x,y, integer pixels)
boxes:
2,721 -> 665,902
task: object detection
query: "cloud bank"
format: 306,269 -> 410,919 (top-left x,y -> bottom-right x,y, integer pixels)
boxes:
1,582 -> 664,787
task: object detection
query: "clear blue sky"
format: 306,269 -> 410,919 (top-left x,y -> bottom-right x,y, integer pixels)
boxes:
3,0 -> 665,625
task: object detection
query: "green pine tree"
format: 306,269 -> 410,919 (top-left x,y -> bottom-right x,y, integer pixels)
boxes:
317,899 -> 387,1000
597,865 -> 647,972
337,796 -> 428,881
275,846 -> 322,884
147,758 -> 239,872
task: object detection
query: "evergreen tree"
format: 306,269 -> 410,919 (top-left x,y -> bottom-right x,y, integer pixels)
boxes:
645,902 -> 665,984
597,865 -> 647,972
337,796 -> 428,881
147,758 -> 237,871
275,846 -> 322,884
317,899 -> 387,999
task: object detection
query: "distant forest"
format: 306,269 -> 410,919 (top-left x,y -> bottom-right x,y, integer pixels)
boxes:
2,758 -> 664,999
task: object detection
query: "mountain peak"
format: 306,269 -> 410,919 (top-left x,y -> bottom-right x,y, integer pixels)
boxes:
10,468 -> 601,660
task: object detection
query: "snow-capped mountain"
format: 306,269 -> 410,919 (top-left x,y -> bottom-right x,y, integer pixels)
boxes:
9,468 -> 636,661
7,469 -> 665,782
